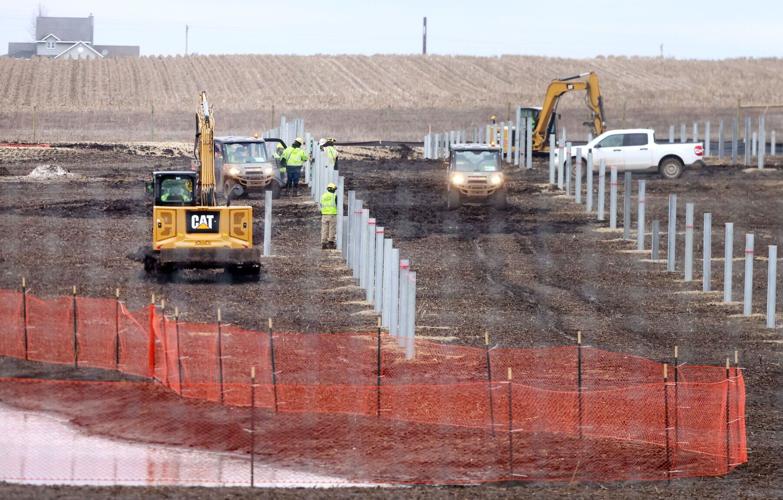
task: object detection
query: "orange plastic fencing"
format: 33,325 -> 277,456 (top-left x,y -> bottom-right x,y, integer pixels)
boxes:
0,288 -> 748,484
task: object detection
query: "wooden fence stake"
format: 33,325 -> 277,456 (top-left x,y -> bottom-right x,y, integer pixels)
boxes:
485,332 -> 496,436
217,308 -> 225,405
175,307 -> 184,395
250,366 -> 256,487
577,331 -> 583,440
72,286 -> 79,368
114,288 -> 121,370
21,277 -> 28,361
664,363 -> 672,482
268,318 -> 278,412
507,367 -> 514,476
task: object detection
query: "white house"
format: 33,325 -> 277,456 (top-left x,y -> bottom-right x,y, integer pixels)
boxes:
7,15 -> 139,59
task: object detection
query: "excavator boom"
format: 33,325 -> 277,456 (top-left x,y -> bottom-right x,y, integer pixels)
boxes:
196,91 -> 217,206
530,71 -> 606,152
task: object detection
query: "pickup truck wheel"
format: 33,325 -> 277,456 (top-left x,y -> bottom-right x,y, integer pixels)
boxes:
446,189 -> 461,210
659,158 -> 684,179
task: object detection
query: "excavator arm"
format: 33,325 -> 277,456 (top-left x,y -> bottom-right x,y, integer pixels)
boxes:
195,91 -> 217,206
531,72 -> 606,151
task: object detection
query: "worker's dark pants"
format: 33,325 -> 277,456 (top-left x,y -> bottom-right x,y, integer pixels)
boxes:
286,166 -> 302,190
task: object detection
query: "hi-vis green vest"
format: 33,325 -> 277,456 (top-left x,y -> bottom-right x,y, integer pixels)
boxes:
320,191 -> 337,215
282,146 -> 309,167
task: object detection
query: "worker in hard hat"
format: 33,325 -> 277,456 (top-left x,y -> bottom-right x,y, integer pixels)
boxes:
319,137 -> 339,170
281,137 -> 309,197
490,115 -> 497,124
319,182 -> 338,249
273,143 -> 287,190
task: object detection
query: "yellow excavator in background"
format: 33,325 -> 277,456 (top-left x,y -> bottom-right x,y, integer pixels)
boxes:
515,71 -> 606,153
142,91 -> 260,278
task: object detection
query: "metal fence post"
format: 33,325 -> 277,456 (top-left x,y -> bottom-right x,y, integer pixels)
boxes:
557,146 -> 565,189
767,245 -> 777,328
637,180 -> 646,250
718,120 -> 725,159
382,239 -> 393,327
693,122 -> 699,143
759,115 -> 766,169
669,125 -> 674,143
724,223 -> 734,303
667,194 -> 677,272
652,220 -> 660,260
565,144 -> 572,196
575,148 -> 582,204
390,248 -> 400,336
366,218 -> 377,303
731,118 -> 738,164
623,172 -> 632,240
374,227 -> 385,313
705,121 -> 711,157
336,177 -> 345,252
680,123 -> 686,143
359,210 -> 370,287
398,260 -> 410,344
684,203 -> 694,281
586,150 -> 593,213
597,159 -> 606,221
263,190 -> 272,257
609,166 -> 618,229
525,115 -> 533,170
549,134 -> 556,184
352,201 -> 363,278
772,130 -> 777,157
703,213 -> 712,292
743,234 -> 754,316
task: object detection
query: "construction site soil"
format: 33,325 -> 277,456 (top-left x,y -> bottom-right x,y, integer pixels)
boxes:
0,145 -> 781,498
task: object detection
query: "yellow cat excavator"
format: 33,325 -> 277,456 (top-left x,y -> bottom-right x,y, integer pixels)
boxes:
142,91 -> 260,278
518,71 -> 606,153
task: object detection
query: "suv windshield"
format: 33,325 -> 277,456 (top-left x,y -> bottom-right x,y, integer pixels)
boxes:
453,150 -> 500,172
224,142 -> 268,164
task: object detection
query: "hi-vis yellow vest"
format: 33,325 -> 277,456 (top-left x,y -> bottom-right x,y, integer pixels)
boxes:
320,191 -> 337,215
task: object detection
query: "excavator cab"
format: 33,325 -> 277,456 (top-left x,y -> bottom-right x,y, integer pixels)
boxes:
153,172 -> 197,206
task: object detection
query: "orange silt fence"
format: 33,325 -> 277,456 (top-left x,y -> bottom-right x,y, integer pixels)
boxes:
0,288 -> 748,483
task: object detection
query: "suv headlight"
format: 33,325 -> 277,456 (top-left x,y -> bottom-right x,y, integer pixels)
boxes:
263,166 -> 274,175
451,173 -> 466,185
229,167 -> 240,176
489,173 -> 503,185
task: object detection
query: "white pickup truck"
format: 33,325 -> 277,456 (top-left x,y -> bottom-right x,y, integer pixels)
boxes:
559,128 -> 705,179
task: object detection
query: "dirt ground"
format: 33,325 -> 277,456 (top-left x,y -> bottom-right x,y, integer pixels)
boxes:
0,145 -> 781,497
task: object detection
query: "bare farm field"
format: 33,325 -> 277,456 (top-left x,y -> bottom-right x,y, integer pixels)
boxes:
2,55 -> 783,142
0,144 -> 780,498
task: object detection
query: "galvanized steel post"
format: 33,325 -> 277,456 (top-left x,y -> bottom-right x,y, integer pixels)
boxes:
586,150 -> 593,213
705,121 -> 711,157
718,120 -> 724,159
398,259 -> 410,343
724,223 -> 734,302
336,177 -> 345,252
365,218 -> 377,303
669,125 -> 674,143
652,220 -> 660,260
525,115 -> 533,170
637,180 -> 646,251
703,213 -> 712,292
557,146 -> 565,189
684,203 -> 694,282
374,227 -> 385,313
623,172 -> 632,240
549,135 -> 556,185
609,166 -> 618,229
744,234 -> 754,316
382,239 -> 393,327
565,144 -> 572,196
597,159 -> 606,221
667,194 -> 677,272
767,245 -> 777,329
389,248 -> 400,336
263,190 -> 272,256
574,148 -> 582,204
405,271 -> 417,359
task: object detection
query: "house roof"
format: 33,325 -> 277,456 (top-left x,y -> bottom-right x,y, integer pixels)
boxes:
36,16 -> 93,43
54,41 -> 104,59
40,33 -> 62,42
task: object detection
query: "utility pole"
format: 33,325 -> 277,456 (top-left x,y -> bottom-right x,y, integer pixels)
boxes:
185,24 -> 189,56
660,43 -> 663,59
422,17 -> 427,55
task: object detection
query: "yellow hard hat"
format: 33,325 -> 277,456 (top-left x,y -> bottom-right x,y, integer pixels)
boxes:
327,182 -> 337,190
276,143 -> 284,150
295,137 -> 304,144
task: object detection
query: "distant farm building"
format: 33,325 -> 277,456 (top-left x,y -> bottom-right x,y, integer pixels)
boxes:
7,14 -> 139,59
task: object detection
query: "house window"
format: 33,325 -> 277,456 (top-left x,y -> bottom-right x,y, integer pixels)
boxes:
46,40 -> 55,49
